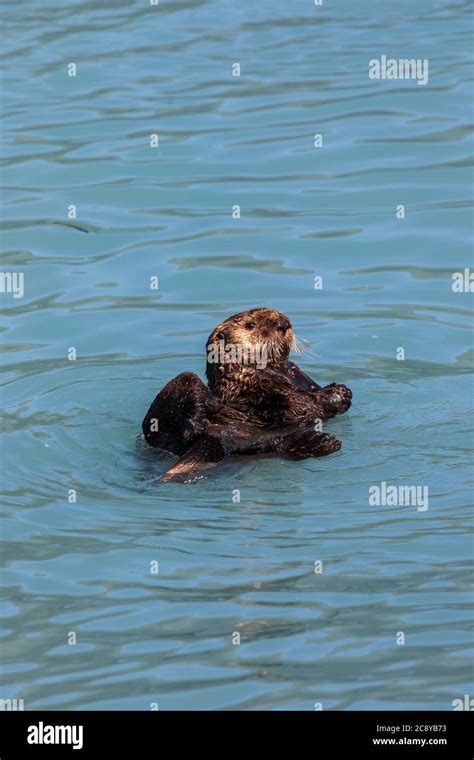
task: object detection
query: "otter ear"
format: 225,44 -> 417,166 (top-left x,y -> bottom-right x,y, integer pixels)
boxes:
206,328 -> 225,350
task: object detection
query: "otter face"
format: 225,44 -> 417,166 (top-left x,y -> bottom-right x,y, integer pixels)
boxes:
206,307 -> 294,386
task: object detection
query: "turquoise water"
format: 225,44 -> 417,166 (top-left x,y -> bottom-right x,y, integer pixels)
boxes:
1,0 -> 473,711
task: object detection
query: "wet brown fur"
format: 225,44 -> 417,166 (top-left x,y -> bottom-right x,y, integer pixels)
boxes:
142,307 -> 352,482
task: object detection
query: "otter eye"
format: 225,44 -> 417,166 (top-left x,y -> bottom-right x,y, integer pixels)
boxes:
244,322 -> 256,330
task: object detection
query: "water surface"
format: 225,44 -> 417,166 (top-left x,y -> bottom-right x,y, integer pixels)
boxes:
1,0 -> 473,710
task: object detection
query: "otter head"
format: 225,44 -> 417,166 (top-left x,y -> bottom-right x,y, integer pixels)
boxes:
205,307 -> 294,394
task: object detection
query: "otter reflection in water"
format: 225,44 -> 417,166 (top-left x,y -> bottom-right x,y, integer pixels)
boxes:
142,307 -> 352,483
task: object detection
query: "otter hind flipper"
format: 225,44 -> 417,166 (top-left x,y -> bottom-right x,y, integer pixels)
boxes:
158,436 -> 226,484
142,372 -> 212,451
278,430 -> 341,460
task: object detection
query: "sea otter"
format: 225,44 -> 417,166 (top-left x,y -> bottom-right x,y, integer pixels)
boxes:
142,307 -> 352,483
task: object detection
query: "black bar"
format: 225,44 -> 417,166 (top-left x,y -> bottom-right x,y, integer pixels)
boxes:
0,710 -> 472,757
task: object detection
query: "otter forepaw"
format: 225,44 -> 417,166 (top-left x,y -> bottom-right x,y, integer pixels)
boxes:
323,383 -> 352,413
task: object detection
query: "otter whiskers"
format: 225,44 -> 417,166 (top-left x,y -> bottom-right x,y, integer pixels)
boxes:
291,334 -> 322,359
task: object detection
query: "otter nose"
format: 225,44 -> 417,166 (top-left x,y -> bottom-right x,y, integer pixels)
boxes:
277,318 -> 290,332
